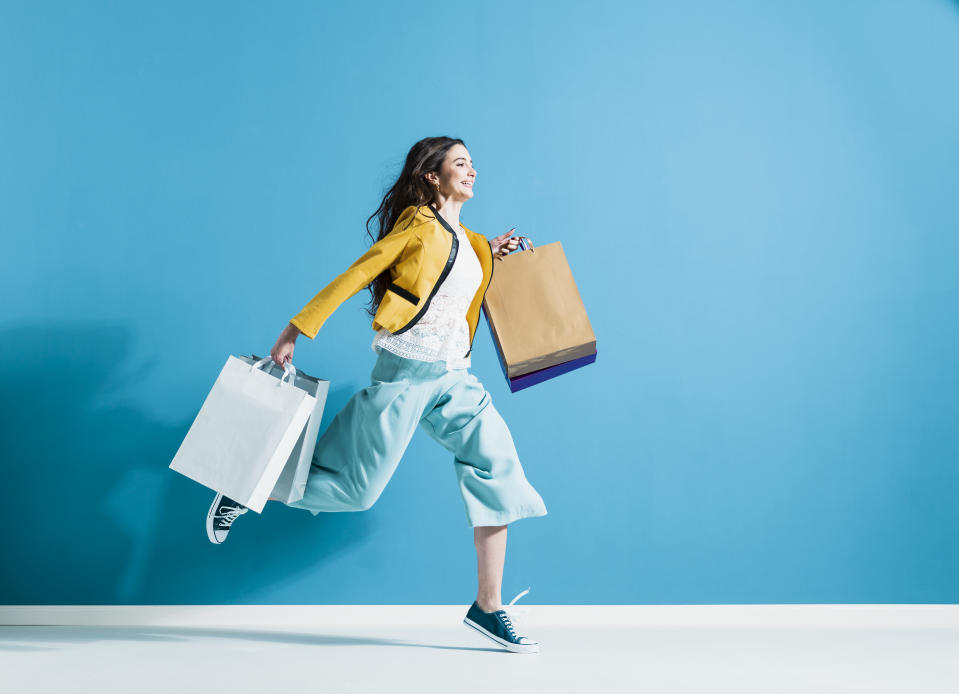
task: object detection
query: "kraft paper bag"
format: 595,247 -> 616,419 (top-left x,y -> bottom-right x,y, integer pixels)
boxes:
482,306 -> 597,393
482,239 -> 597,383
169,355 -> 328,513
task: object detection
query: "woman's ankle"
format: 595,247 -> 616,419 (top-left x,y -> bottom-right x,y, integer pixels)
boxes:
476,598 -> 502,612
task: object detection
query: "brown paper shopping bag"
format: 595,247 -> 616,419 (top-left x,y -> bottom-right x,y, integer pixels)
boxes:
482,239 -> 596,389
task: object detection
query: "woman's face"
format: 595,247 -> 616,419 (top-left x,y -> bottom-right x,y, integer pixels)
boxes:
429,144 -> 476,202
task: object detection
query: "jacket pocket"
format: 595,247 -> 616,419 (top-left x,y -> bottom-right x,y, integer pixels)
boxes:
387,281 -> 419,305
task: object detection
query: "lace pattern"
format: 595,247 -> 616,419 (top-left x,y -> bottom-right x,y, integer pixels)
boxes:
372,227 -> 482,370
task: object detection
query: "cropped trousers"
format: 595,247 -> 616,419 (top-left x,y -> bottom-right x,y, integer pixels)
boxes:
285,347 -> 549,527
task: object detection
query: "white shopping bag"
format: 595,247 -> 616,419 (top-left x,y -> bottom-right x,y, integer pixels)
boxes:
169,354 -> 329,513
241,354 -> 328,506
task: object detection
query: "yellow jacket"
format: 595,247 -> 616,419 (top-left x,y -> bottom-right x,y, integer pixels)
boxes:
289,203 -> 495,359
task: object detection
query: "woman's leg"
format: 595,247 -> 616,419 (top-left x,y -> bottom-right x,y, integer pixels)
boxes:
474,524 -> 507,612
283,376 -> 424,515
419,370 -> 548,527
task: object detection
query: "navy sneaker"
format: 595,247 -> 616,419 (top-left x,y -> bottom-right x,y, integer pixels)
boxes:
463,588 -> 540,653
206,492 -> 249,544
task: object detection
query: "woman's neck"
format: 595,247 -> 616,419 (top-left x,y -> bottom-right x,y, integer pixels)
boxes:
431,198 -> 463,229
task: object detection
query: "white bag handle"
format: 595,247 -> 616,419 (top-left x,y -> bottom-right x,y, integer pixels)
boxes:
250,356 -> 297,387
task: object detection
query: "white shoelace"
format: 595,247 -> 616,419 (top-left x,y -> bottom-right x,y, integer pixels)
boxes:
499,587 -> 532,639
218,506 -> 245,526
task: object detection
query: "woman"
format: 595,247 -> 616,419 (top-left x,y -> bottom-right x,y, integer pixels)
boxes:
206,136 -> 547,654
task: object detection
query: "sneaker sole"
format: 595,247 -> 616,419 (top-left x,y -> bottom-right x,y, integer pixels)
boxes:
206,499 -> 224,544
463,617 -> 540,653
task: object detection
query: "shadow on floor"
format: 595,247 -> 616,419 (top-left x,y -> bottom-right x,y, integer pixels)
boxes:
0,625 -> 505,653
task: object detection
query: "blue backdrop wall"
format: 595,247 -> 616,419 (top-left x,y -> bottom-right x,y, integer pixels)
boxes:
2,0 -> 957,605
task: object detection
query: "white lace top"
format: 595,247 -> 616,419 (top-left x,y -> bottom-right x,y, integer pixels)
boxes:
371,225 -> 483,370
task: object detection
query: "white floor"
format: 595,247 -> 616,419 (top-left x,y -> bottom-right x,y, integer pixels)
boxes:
2,606 -> 958,694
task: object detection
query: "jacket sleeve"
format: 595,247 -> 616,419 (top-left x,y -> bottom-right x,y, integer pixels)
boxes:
289,226 -> 416,339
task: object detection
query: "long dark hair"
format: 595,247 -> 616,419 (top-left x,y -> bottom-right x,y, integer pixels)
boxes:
363,136 -> 465,319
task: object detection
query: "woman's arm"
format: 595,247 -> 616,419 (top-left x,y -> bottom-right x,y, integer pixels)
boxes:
288,225 -> 417,340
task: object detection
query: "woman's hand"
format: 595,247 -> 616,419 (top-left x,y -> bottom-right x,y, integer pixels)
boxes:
271,323 -> 300,367
490,228 -> 521,261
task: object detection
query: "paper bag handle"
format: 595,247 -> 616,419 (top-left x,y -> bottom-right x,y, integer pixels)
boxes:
250,356 -> 297,386
517,236 -> 535,252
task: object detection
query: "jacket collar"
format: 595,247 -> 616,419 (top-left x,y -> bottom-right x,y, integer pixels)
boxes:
395,204 -> 438,230
395,203 -> 473,237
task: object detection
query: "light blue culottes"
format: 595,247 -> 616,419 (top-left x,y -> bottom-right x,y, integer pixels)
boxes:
285,348 -> 549,527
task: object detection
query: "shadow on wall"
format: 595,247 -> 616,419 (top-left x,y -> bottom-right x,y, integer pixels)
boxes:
0,323 -> 374,605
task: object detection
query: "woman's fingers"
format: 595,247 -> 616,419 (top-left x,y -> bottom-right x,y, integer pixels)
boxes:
271,344 -> 293,365
494,236 -> 521,259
